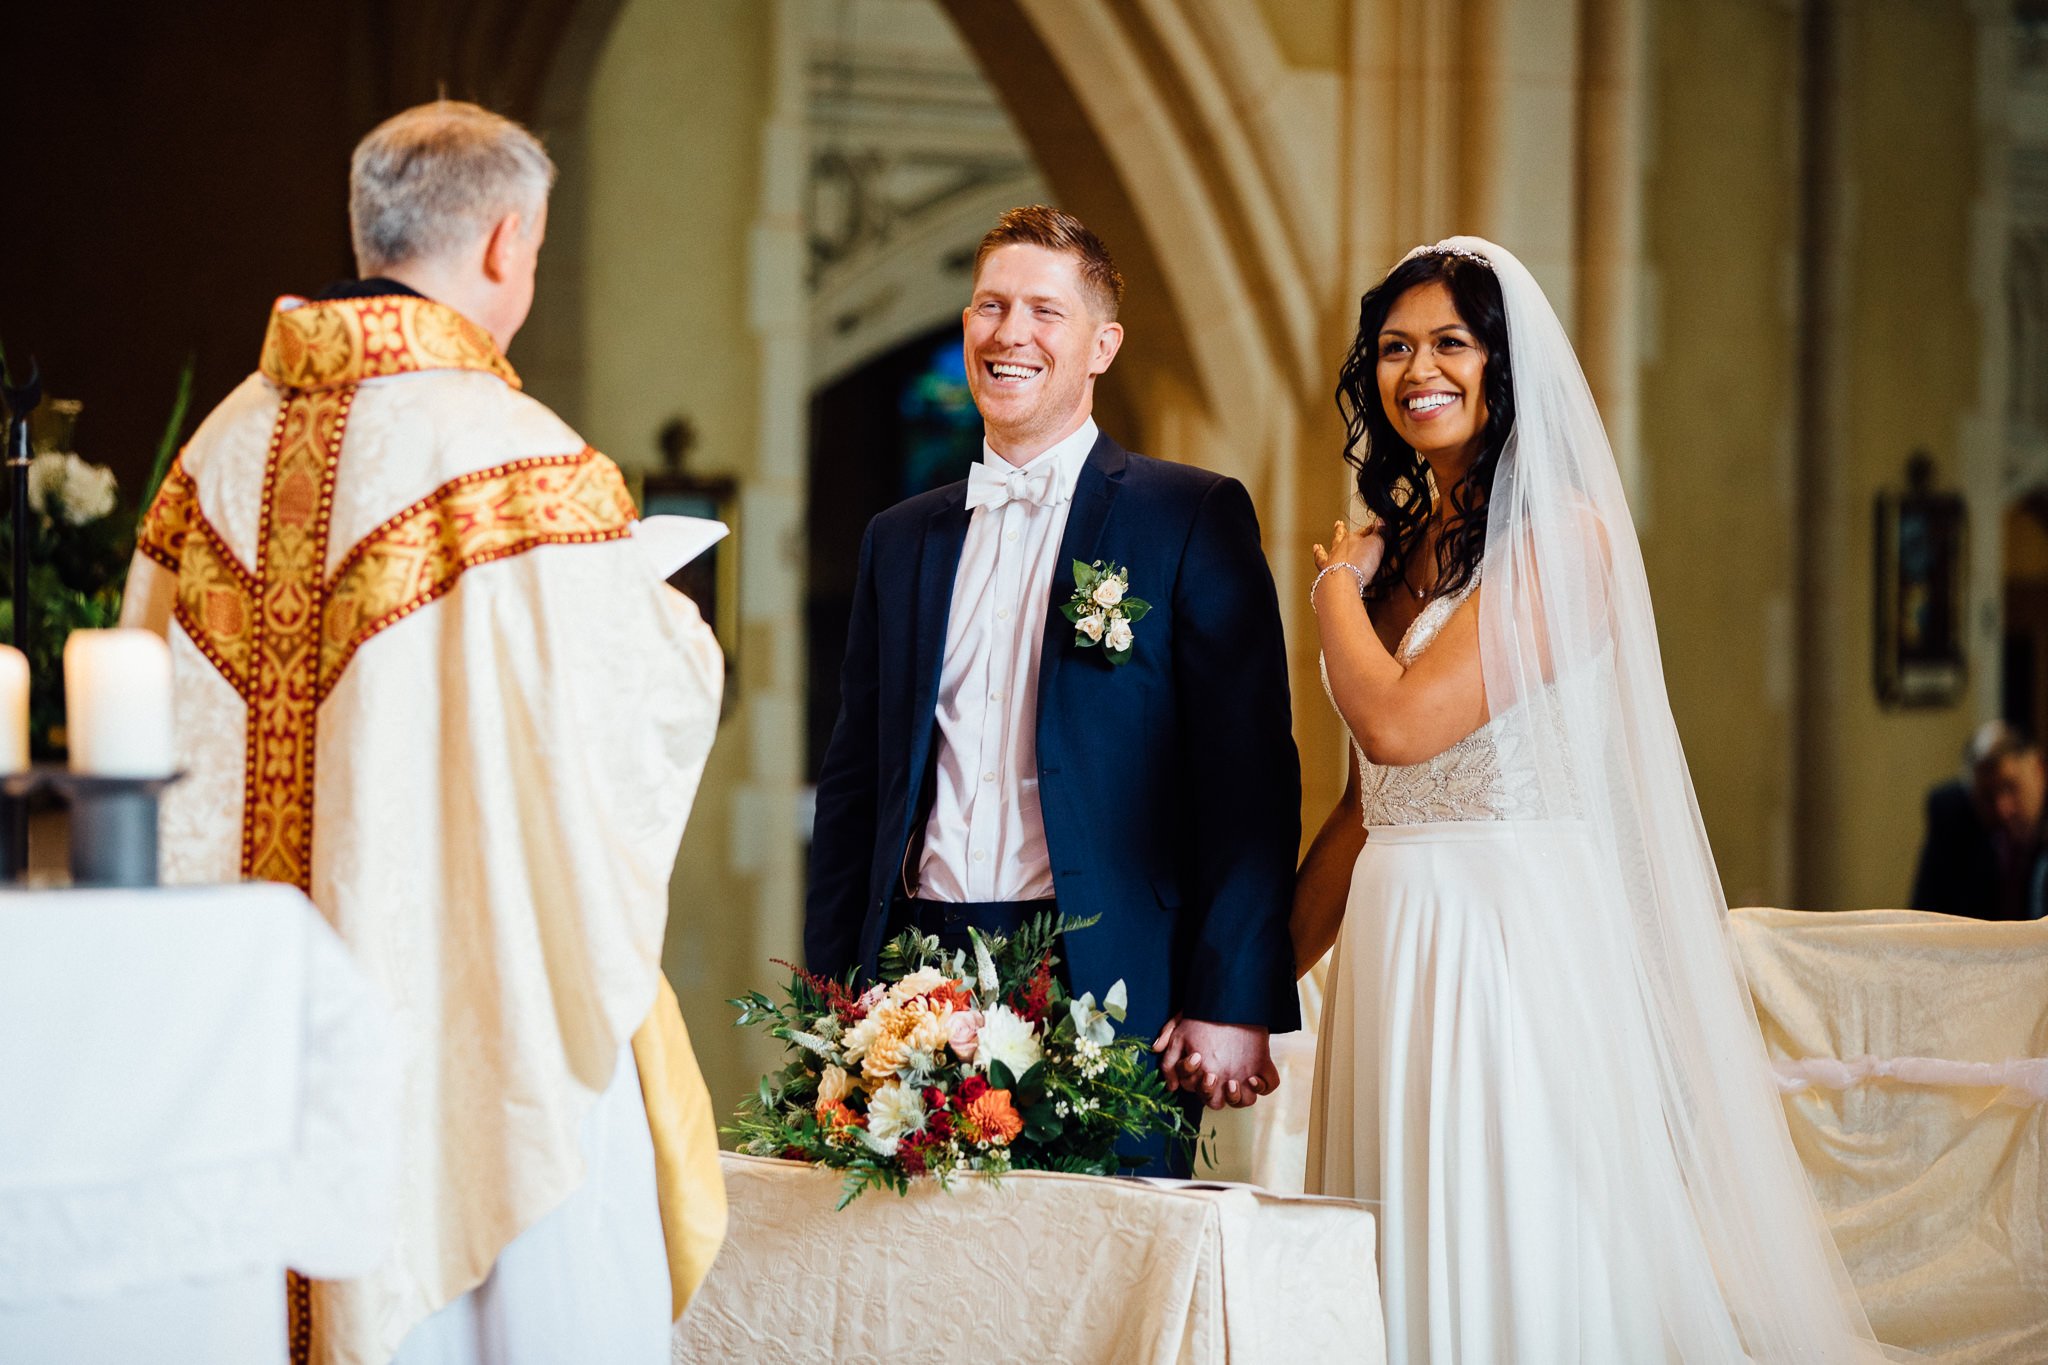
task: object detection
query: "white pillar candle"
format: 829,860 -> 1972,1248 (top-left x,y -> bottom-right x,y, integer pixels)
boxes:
0,645 -> 27,774
63,629 -> 174,777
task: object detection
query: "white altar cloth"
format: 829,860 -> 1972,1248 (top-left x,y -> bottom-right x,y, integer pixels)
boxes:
673,1153 -> 1385,1365
0,883 -> 400,1364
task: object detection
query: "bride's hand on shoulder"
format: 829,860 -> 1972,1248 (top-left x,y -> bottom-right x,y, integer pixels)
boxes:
1312,520 -> 1386,597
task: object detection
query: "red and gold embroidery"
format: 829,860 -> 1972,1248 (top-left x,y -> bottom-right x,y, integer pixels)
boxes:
319,452 -> 637,699
240,385 -> 354,889
259,294 -> 520,391
136,455 -> 200,572
165,444 -> 637,888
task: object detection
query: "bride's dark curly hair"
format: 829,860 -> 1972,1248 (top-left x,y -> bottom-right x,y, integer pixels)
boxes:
1335,250 -> 1514,601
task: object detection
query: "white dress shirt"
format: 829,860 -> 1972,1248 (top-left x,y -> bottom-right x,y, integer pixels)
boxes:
916,418 -> 1099,903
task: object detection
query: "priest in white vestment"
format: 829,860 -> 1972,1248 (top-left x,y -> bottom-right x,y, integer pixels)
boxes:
121,101 -> 726,1365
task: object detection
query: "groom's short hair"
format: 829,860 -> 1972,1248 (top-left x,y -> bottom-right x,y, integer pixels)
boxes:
974,205 -> 1125,320
350,101 -> 556,275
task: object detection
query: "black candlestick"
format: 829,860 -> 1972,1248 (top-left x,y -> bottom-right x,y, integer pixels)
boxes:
1,358 -> 39,882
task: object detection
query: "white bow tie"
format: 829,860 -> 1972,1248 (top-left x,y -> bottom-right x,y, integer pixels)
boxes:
965,458 -> 1063,513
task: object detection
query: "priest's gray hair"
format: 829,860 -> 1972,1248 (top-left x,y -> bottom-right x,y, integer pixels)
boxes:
349,101 -> 555,274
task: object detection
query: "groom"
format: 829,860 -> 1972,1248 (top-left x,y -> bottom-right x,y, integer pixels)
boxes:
805,205 -> 1300,1150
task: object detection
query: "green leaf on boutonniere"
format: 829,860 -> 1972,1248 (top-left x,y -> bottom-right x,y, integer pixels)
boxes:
1072,559 -> 1100,591
1120,598 -> 1152,624
1105,645 -> 1134,667
1060,601 -> 1086,624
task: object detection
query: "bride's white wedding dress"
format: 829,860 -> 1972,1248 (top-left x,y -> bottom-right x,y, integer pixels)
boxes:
1308,582 -> 1740,1362
1306,238 -> 1895,1364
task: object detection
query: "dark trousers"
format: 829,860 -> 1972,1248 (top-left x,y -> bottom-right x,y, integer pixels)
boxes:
888,895 -> 1196,1178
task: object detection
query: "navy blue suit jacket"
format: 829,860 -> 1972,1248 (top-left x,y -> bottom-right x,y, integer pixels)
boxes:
805,432 -> 1302,1043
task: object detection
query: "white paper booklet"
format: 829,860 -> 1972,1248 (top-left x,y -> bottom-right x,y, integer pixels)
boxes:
633,515 -> 729,580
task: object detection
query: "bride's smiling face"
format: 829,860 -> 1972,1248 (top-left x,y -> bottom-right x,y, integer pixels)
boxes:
1376,281 -> 1490,465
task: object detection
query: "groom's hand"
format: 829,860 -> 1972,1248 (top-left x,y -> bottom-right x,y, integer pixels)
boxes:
1153,1017 -> 1278,1109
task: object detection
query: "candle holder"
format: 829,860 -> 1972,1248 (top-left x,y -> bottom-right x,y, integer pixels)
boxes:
1,768 -> 183,888
0,789 -> 24,884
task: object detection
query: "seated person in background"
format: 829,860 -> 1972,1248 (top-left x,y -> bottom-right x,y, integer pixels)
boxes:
1910,721 -> 2048,921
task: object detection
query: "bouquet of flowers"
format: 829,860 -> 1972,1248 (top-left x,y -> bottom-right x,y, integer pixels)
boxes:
730,914 -> 1195,1207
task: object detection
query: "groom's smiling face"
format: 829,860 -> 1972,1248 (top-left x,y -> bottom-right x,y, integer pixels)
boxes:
963,243 -> 1123,464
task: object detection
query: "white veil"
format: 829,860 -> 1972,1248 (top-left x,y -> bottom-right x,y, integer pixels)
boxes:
1431,236 -> 1895,1360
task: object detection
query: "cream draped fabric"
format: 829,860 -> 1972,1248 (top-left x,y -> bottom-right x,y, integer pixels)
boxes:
123,293 -> 727,1365
673,1154 -> 1385,1365
1730,908 -> 2048,1364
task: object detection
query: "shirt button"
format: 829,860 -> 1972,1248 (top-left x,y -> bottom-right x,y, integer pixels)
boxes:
990,690 -> 1004,702
983,771 -> 996,783
997,608 -> 1010,621
1005,531 -> 1019,543
973,850 -> 987,863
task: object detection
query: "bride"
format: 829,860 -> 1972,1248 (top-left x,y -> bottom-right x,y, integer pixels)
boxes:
1296,238 -> 1893,1362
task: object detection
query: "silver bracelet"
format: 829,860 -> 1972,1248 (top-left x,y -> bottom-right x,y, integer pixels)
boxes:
1311,562 -> 1369,609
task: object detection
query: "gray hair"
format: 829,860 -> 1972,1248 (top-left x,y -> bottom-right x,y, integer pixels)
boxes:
349,101 -> 555,274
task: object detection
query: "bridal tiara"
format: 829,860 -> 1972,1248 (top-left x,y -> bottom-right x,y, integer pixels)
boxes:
1407,240 -> 1494,269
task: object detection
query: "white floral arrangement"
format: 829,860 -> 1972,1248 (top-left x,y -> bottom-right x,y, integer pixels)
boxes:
27,451 -> 119,527
1061,559 -> 1152,666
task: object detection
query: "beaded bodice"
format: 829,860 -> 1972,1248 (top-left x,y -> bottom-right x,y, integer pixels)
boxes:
1323,574 -> 1560,826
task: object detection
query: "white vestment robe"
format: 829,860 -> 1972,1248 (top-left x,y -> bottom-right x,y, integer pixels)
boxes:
123,291 -> 727,1365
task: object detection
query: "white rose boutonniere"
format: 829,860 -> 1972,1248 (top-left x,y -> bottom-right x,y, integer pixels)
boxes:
1061,560 -> 1151,666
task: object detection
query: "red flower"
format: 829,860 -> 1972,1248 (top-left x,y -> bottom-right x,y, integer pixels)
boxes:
922,1085 -> 947,1110
1012,955 -> 1055,1024
898,1128 -> 946,1177
927,1109 -> 955,1139
771,959 -> 869,1021
956,1074 -> 990,1105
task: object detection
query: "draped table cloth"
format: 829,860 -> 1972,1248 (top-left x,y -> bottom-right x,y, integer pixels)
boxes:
0,884 -> 401,1364
673,1153 -> 1384,1365
1729,908 -> 2048,1364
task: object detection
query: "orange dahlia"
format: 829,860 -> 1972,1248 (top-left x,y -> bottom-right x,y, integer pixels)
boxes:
964,1087 -> 1024,1146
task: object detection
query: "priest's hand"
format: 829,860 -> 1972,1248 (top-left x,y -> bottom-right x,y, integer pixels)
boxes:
1153,1016 -> 1279,1109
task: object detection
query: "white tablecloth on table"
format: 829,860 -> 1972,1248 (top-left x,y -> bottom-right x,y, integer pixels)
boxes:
0,884 -> 401,1364
673,1153 -> 1384,1365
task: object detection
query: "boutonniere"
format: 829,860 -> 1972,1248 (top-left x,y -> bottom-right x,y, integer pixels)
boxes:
1060,560 -> 1151,666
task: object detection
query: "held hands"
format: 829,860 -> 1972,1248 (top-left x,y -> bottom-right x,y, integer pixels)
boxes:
1152,1016 -> 1280,1110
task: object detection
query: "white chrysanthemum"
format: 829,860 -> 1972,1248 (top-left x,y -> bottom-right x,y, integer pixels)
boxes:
865,1083 -> 927,1149
974,1004 -> 1043,1079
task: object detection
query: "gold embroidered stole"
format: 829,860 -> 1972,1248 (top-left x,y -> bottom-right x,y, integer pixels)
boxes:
135,295 -> 636,1365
